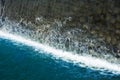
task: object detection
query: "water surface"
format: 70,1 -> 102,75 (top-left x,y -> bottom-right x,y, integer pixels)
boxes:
0,37 -> 120,80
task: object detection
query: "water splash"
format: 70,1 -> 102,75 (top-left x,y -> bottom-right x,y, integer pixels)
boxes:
0,30 -> 120,75
0,18 -> 119,64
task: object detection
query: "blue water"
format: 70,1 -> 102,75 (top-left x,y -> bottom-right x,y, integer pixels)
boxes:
0,38 -> 120,80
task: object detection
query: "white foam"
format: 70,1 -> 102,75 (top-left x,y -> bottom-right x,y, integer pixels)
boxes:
0,30 -> 120,74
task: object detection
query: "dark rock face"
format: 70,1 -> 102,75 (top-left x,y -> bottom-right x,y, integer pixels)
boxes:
0,0 -> 120,58
3,0 -> 120,23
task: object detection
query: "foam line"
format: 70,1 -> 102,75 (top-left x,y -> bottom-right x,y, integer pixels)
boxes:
0,30 -> 120,74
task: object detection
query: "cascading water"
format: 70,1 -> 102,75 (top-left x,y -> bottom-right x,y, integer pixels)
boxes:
0,18 -> 120,76
0,18 -> 120,64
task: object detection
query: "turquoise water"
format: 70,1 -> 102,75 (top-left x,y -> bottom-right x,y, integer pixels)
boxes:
0,38 -> 120,80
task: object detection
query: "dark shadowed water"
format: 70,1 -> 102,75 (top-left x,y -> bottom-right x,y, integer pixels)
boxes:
0,38 -> 120,80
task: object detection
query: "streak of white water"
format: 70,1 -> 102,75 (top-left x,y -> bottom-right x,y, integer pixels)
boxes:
0,30 -> 120,75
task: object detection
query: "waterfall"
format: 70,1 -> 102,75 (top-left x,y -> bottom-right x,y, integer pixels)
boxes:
0,18 -> 120,65
0,28 -> 120,75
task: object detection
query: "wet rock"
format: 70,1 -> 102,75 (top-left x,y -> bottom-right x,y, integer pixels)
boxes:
111,38 -> 117,45
106,36 -> 112,44
115,29 -> 120,34
99,32 -> 104,37
90,30 -> 96,35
